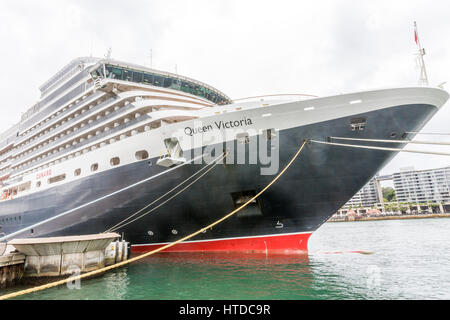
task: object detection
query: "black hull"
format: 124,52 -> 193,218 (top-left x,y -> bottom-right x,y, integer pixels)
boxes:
0,103 -> 437,252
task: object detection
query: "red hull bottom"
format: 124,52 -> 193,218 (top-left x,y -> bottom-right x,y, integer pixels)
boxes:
131,232 -> 312,254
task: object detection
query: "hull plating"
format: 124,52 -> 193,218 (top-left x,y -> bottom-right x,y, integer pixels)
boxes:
0,103 -> 438,253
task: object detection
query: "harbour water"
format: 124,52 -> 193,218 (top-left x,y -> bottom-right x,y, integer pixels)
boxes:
4,218 -> 450,300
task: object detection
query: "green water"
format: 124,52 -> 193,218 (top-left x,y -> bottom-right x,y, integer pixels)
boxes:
6,218 -> 450,300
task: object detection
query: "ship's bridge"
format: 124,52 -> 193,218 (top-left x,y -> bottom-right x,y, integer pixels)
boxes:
89,59 -> 232,106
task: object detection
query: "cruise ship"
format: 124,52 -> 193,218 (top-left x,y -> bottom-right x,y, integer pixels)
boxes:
0,57 -> 448,254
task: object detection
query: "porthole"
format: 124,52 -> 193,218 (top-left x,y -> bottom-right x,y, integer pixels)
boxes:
172,229 -> 178,235
36,181 -> 41,188
74,168 -> 81,176
110,157 -> 120,166
147,231 -> 154,236
135,150 -> 149,160
91,163 -> 99,172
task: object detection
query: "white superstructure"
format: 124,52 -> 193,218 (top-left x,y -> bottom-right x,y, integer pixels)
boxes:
0,57 -> 448,206
0,57 -> 231,199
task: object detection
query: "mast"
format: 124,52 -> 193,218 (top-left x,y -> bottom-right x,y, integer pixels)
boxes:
414,21 -> 429,86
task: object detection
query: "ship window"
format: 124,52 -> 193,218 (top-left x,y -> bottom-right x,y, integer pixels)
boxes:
110,157 -> 120,166
123,69 -> 132,82
193,85 -> 200,96
163,77 -> 172,88
103,65 -> 228,105
133,71 -> 143,83
170,79 -> 181,90
154,75 -> 163,87
111,67 -> 123,80
48,174 -> 66,184
188,83 -> 194,94
18,181 -> 31,192
36,181 -> 41,188
74,168 -> 81,176
214,93 -> 221,104
91,163 -> 99,172
180,81 -> 188,93
143,73 -> 153,85
181,81 -> 194,94
135,150 -> 149,160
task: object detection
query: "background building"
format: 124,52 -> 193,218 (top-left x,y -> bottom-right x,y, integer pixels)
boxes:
344,176 -> 381,208
393,166 -> 450,203
342,165 -> 450,211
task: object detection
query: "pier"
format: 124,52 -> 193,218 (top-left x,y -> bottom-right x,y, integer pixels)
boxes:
0,233 -> 128,288
0,252 -> 25,288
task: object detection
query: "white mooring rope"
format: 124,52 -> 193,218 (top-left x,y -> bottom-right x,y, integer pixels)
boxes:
105,152 -> 227,233
309,139 -> 450,156
406,132 -> 450,136
329,136 -> 450,146
0,140 -> 308,300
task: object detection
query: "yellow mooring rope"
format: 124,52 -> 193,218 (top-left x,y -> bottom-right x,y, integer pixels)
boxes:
0,140 -> 307,300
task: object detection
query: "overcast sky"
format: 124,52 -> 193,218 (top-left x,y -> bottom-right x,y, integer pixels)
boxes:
1,0 -> 449,178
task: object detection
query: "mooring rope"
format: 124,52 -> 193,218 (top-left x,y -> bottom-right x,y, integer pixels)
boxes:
0,140 -> 308,300
105,152 -> 227,233
309,139 -> 450,156
329,136 -> 450,146
0,154 -> 205,243
406,132 -> 450,136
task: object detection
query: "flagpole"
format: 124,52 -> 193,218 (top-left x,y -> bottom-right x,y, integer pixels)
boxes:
414,21 -> 429,86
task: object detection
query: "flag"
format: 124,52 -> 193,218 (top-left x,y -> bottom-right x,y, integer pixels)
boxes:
414,22 -> 419,45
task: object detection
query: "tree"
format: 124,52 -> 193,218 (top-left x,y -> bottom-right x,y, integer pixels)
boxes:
382,187 -> 396,202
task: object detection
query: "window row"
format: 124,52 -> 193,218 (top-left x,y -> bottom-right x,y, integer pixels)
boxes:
12,119 -> 156,181
35,150 -> 149,188
91,64 -> 230,105
2,149 -> 150,198
16,93 -> 107,153
13,106 -> 140,171
20,89 -> 95,138
0,215 -> 22,224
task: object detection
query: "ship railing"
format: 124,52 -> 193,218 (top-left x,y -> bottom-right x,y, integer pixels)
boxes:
228,93 -> 318,104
